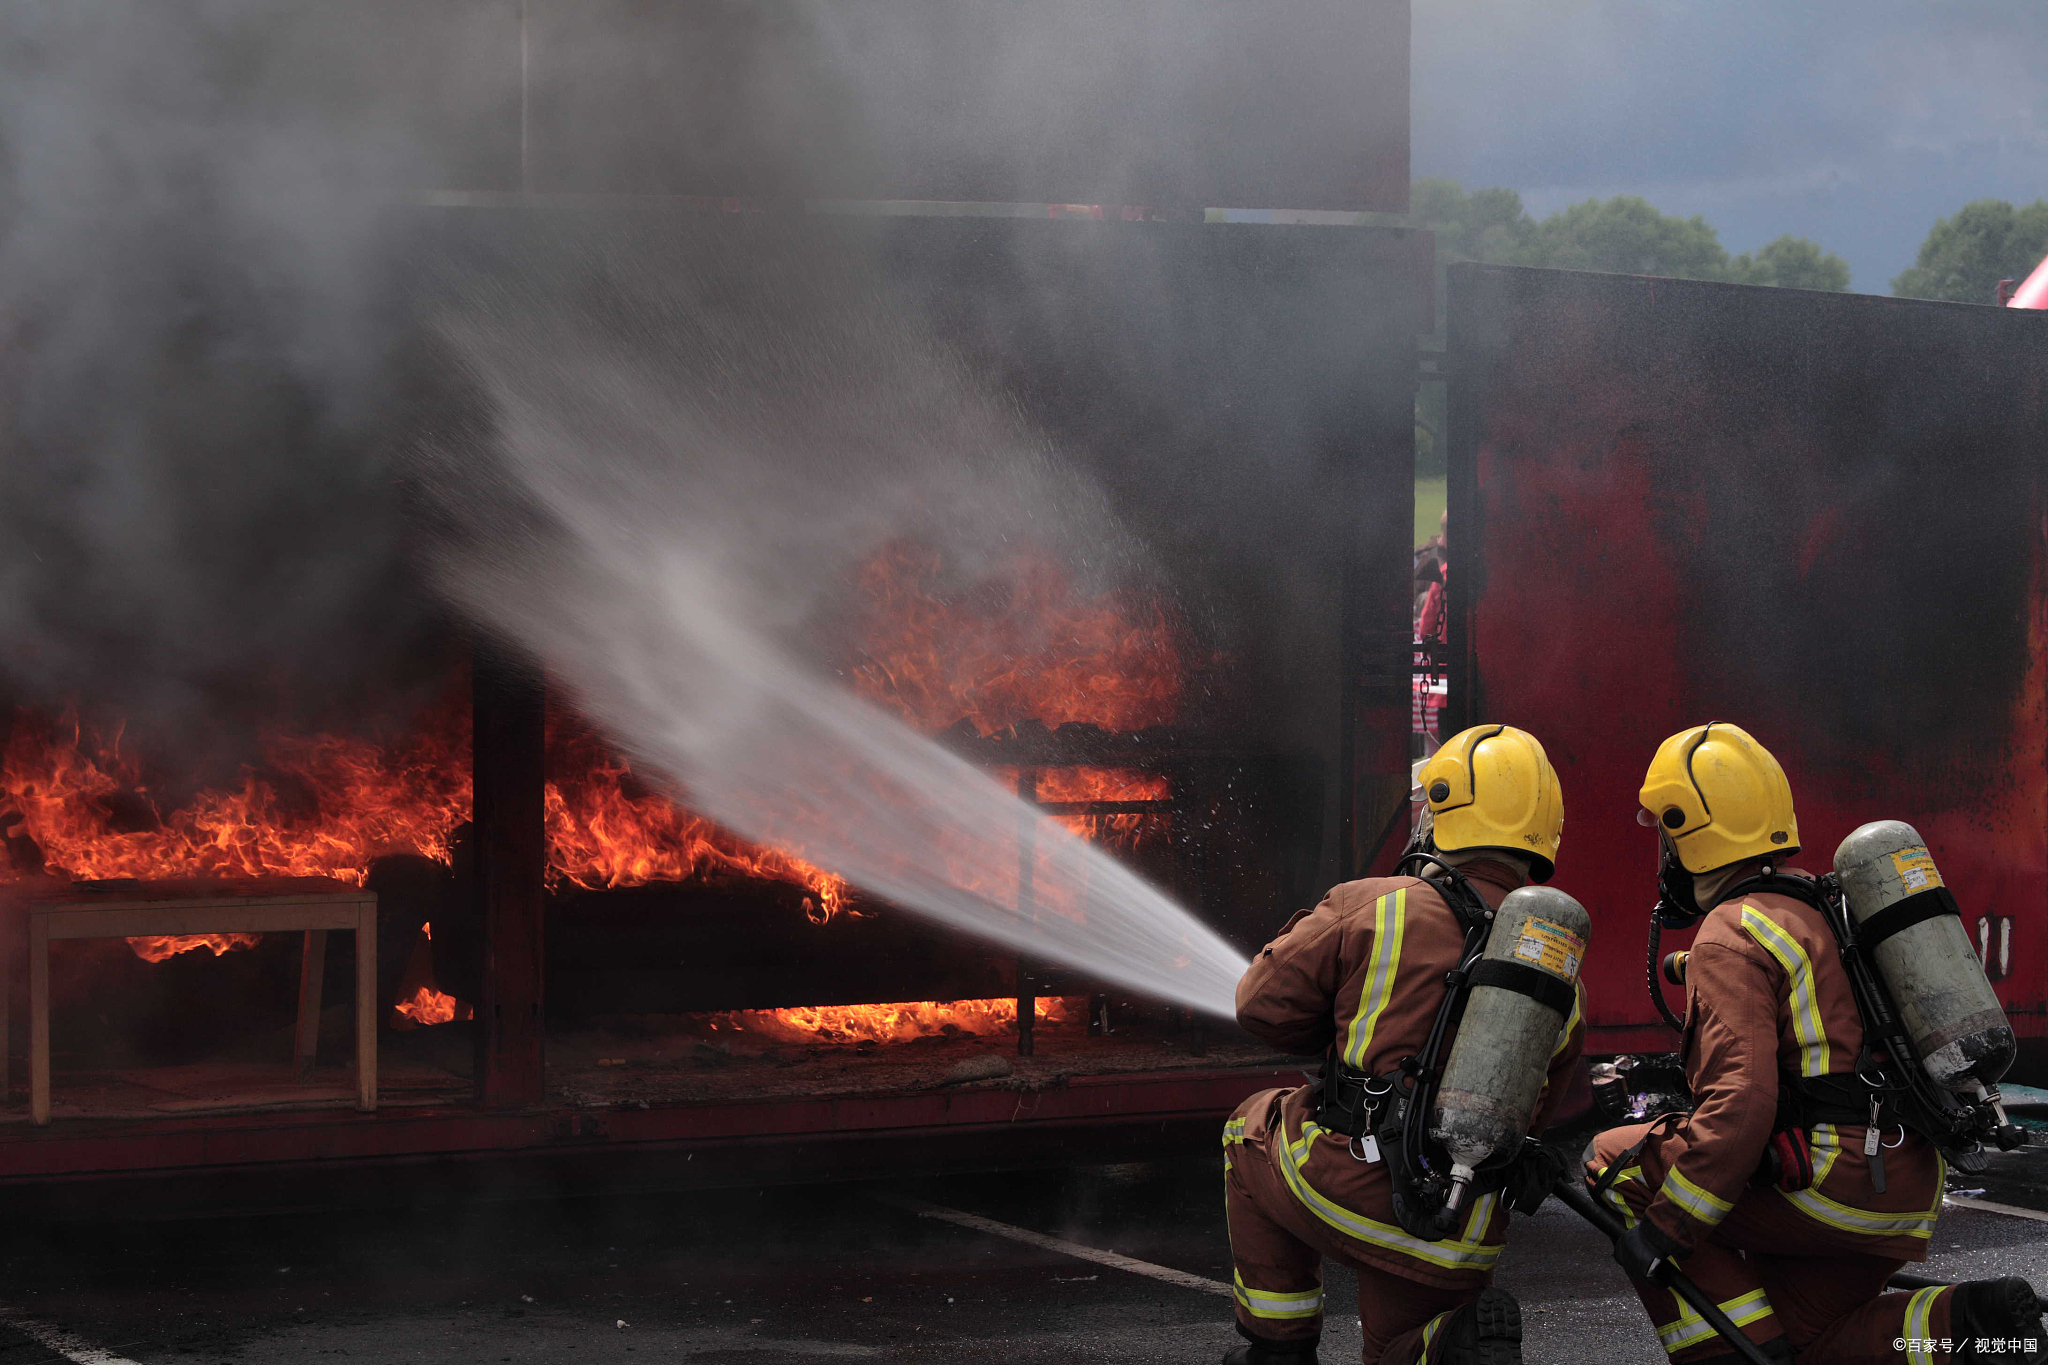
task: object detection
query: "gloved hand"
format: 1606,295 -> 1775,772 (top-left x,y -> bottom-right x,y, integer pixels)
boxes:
1612,1217 -> 1686,1283
1505,1139 -> 1565,1216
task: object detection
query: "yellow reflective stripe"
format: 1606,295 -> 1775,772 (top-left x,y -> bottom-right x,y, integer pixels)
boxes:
1551,984 -> 1584,1061
1419,1307 -> 1456,1352
1775,1125 -> 1940,1240
1273,1120 -> 1505,1272
1659,1165 -> 1735,1226
1594,1164 -> 1643,1227
1655,1288 -> 1774,1356
1901,1285 -> 1943,1364
1739,906 -> 1830,1076
1232,1270 -> 1323,1320
1342,890 -> 1407,1069
1222,1118 -> 1248,1148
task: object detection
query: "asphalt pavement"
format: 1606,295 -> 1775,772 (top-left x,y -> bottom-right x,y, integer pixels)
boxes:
0,1146 -> 2043,1364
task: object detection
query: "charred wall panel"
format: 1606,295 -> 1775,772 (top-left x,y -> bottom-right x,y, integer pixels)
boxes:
1447,263 -> 2048,1049
868,217 -> 1427,925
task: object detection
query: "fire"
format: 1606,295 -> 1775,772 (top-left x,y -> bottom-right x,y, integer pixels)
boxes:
1,702 -> 473,960
395,985 -> 463,1027
545,719 -> 849,921
849,540 -> 1186,734
706,995 -> 1082,1045
0,540 -> 1191,988
127,933 -> 263,964
0,705 -> 472,885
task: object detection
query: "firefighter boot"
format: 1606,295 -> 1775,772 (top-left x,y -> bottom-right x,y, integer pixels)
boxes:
1951,1278 -> 2048,1363
1220,1324 -> 1319,1365
1427,1287 -> 1522,1365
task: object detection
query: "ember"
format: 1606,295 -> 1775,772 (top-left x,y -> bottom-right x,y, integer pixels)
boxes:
705,995 -> 1082,1045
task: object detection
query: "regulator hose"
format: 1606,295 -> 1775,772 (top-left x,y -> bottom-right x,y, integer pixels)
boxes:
1646,910 -> 1686,1033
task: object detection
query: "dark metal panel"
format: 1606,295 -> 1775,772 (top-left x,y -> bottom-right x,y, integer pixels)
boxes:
1448,263 -> 2048,1046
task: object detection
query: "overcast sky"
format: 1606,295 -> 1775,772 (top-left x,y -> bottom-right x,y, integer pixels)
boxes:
1413,0 -> 2048,293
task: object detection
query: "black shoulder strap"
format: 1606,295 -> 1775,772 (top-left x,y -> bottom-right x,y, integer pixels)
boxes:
1720,866 -> 1830,912
1394,851 -> 1492,933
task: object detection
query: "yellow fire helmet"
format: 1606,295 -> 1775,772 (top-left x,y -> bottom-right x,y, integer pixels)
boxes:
1639,722 -> 1800,874
1417,724 -> 1563,882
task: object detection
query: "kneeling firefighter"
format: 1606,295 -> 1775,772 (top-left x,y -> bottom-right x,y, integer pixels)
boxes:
1223,724 -> 1590,1365
1592,723 -> 2043,1365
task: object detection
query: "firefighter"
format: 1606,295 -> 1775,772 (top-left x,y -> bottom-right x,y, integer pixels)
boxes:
1223,723 -> 1585,1365
1593,723 -> 2046,1365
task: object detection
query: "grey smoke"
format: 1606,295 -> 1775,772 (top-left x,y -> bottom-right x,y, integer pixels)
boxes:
415,222 -> 1248,1016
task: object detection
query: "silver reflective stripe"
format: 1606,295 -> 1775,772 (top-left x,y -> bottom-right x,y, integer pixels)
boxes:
1655,1288 -> 1773,1356
1341,890 -> 1407,1070
1272,1121 -> 1503,1272
1739,906 -> 1830,1077
1232,1271 -> 1323,1321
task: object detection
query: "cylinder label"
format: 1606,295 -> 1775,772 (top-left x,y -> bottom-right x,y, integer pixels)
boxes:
1891,847 -> 1943,891
1513,917 -> 1585,978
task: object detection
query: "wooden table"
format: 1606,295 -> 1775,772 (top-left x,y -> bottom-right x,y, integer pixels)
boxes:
21,889 -> 378,1125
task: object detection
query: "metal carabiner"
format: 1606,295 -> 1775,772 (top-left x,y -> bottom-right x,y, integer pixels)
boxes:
1883,1126 -> 1908,1150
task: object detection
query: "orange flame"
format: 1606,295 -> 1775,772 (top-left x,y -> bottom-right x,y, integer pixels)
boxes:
395,985 -> 464,1026
848,540 -> 1185,734
705,995 -> 1081,1045
0,541 -> 1191,997
545,720 -> 848,920
126,933 -> 264,964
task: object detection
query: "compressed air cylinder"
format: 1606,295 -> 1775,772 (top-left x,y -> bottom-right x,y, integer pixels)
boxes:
1430,886 -> 1590,1193
1834,821 -> 2013,1089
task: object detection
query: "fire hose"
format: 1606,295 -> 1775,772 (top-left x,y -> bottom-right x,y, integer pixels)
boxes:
1549,1173 -> 1778,1365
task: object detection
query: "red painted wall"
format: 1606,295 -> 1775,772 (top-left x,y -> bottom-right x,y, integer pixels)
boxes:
1446,264 -> 2048,1051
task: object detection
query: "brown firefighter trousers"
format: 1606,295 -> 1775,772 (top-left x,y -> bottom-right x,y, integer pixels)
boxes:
1592,1125 -> 1958,1363
1227,1133 -> 1479,1365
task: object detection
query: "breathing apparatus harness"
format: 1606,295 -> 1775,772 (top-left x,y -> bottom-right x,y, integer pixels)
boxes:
1314,847 -> 1551,1239
1647,860 -> 2022,1177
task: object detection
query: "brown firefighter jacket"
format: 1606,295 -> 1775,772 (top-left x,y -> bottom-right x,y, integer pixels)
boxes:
1632,874 -> 1943,1259
1231,860 -> 1587,1290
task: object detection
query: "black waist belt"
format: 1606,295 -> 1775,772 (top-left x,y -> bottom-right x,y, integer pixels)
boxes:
1780,1073 -> 1908,1131
1315,1062 -> 1403,1139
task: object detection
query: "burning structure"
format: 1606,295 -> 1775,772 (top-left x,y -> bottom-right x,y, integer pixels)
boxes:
0,0 -> 1425,1206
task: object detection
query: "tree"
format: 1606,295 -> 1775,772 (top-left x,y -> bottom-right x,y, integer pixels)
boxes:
1515,195 -> 1730,279
1410,178 -> 1534,266
1892,199 -> 2048,303
1728,236 -> 1851,291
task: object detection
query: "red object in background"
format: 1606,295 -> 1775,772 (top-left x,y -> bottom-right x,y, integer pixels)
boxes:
1446,263 -> 2048,1055
2009,254 -> 2048,309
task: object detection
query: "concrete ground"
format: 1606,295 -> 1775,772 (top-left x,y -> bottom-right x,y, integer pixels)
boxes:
0,1146 -> 2043,1365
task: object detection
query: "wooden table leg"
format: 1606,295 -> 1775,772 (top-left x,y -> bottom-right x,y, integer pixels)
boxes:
29,915 -> 49,1126
294,930 -> 328,1082
355,903 -> 377,1112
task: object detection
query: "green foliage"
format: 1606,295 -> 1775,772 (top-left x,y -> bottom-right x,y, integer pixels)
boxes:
1411,178 -> 1534,266
1727,236 -> 1852,291
1410,181 -> 1851,291
1892,199 -> 2048,302
1514,195 -> 1727,279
